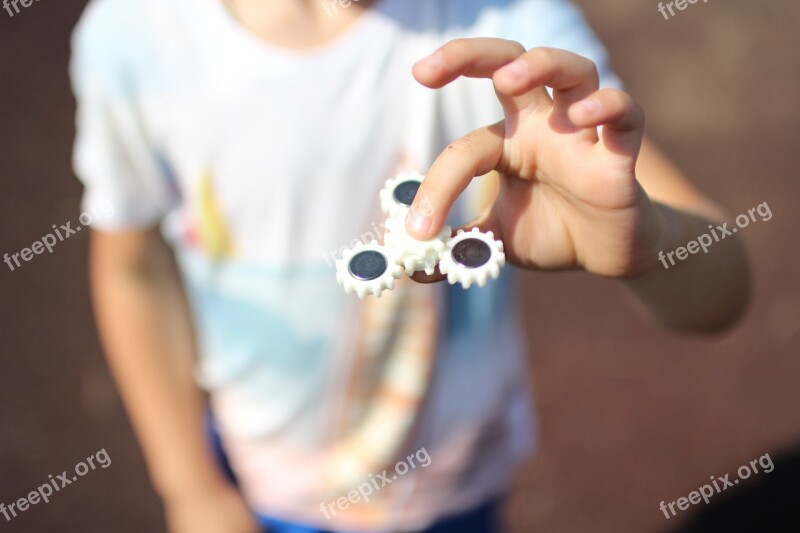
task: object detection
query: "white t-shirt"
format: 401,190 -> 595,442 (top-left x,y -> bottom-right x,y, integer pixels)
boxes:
71,0 -> 620,530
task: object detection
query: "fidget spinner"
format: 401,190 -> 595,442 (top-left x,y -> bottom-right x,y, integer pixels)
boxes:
379,172 -> 424,218
384,215 -> 451,276
335,173 -> 506,297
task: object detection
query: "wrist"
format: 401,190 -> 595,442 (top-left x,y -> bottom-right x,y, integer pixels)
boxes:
620,190 -> 674,278
647,201 -> 675,269
625,199 -> 710,280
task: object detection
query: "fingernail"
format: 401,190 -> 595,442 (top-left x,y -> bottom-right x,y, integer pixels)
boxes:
498,59 -> 528,79
416,52 -> 443,69
577,97 -> 600,116
406,206 -> 433,237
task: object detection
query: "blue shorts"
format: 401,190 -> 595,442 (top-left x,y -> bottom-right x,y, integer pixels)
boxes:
259,498 -> 502,533
207,415 -> 504,533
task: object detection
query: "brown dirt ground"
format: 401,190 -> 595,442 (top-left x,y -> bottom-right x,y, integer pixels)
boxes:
0,1 -> 798,532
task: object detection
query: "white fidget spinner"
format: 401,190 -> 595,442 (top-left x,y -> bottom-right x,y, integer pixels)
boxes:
379,172 -> 425,218
336,172 -> 506,297
335,241 -> 403,298
384,214 -> 451,276
438,228 -> 505,288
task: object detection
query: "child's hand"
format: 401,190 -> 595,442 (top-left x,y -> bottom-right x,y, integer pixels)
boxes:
408,38 -> 662,278
165,482 -> 261,533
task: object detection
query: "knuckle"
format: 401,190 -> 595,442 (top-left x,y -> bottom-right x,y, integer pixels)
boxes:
584,61 -> 600,85
505,39 -> 526,55
605,88 -> 633,109
566,48 -> 596,69
527,47 -> 555,66
602,89 -> 644,123
444,38 -> 473,56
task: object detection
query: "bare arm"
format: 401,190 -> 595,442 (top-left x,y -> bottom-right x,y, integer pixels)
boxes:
623,138 -> 751,332
89,227 -> 259,533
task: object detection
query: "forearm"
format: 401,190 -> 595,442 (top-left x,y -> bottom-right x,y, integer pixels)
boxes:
622,202 -> 750,332
89,229 -> 227,500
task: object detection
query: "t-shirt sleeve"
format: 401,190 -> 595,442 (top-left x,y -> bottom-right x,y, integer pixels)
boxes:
70,0 -> 173,231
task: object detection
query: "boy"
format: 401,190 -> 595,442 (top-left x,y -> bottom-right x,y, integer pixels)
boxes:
71,0 -> 748,531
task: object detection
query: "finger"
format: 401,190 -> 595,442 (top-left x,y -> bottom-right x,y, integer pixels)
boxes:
493,47 -> 599,120
412,38 -> 548,114
406,122 -> 505,240
413,38 -> 526,88
568,88 -> 645,158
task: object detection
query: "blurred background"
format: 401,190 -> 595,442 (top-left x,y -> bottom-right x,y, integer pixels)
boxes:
0,1 -> 798,532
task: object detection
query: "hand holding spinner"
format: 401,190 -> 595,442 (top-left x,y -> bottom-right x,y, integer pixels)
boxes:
336,172 -> 506,298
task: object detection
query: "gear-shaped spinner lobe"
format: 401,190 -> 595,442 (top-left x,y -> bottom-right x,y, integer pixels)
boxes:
437,228 -> 505,288
336,241 -> 403,298
379,172 -> 425,218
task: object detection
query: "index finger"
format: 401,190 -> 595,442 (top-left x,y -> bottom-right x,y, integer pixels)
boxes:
406,122 -> 504,240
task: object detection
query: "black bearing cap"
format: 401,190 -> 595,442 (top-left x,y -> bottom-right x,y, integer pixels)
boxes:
451,238 -> 492,268
393,180 -> 421,207
348,250 -> 388,281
